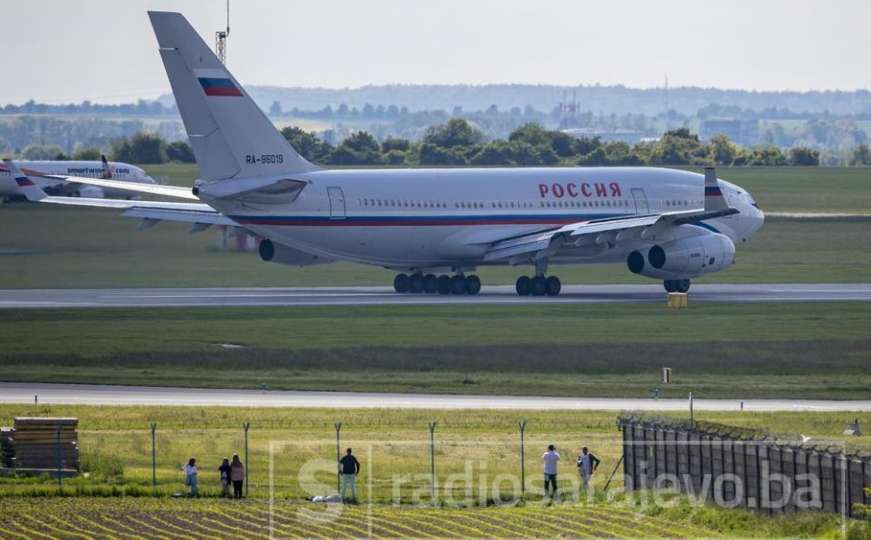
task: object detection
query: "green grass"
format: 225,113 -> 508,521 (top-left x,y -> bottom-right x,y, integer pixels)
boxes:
2,302 -> 870,399
711,167 -> 871,214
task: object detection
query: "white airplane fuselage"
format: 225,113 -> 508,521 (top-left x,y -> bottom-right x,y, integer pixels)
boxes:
207,166 -> 764,271
0,160 -> 154,199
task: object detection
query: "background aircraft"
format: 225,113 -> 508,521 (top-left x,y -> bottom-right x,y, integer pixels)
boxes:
0,155 -> 155,200
10,12 -> 764,297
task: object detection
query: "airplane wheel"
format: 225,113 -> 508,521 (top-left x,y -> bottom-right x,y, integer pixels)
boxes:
677,279 -> 691,293
423,274 -> 438,294
409,273 -> 425,293
545,276 -> 562,296
515,276 -> 531,296
394,273 -> 410,293
465,274 -> 481,295
450,275 -> 467,295
437,275 -> 452,295
531,276 -> 547,296
663,280 -> 674,293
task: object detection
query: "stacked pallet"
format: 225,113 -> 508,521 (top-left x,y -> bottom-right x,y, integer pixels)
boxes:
10,417 -> 79,473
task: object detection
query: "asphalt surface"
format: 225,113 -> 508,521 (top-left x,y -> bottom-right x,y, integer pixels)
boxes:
2,382 -> 869,411
1,283 -> 870,308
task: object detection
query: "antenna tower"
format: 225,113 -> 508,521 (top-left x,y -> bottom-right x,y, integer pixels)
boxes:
215,0 -> 230,64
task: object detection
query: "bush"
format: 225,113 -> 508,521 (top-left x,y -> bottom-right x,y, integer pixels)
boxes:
79,451 -> 124,481
165,141 -> 195,163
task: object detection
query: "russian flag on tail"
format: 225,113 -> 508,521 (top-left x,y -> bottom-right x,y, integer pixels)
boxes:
195,69 -> 242,97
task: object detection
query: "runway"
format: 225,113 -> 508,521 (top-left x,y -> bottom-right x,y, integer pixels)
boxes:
2,382 -> 869,411
1,283 -> 870,308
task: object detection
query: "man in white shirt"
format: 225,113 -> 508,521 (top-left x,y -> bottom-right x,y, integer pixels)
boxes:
541,444 -> 560,499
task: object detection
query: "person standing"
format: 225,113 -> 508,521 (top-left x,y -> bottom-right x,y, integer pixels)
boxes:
338,448 -> 361,503
542,444 -> 560,500
219,457 -> 232,498
577,446 -> 600,492
230,453 -> 245,498
183,457 -> 198,497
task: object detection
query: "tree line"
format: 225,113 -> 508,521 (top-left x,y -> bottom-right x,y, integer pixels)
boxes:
13,119 -> 871,167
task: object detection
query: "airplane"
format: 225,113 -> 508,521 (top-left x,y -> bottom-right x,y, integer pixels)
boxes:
9,11 -> 764,297
0,155 -> 155,200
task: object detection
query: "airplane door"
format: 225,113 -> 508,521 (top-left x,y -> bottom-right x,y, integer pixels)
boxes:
631,188 -> 649,215
327,186 -> 346,219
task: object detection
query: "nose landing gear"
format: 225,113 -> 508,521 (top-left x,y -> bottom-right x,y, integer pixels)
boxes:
663,279 -> 691,293
394,273 -> 481,295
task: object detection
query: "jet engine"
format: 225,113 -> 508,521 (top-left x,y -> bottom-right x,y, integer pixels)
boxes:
258,239 -> 333,267
76,185 -> 105,198
627,232 -> 735,279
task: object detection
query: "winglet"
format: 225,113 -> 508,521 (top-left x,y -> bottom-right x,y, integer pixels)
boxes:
704,167 -> 728,212
3,159 -> 46,201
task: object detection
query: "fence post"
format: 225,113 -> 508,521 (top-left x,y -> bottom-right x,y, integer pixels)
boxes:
243,422 -> 250,497
55,424 -> 62,493
334,422 -> 342,494
429,422 -> 437,505
150,423 -> 157,492
689,392 -> 694,425
519,420 -> 527,499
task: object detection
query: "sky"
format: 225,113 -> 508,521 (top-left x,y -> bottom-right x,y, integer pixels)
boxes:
2,0 -> 870,104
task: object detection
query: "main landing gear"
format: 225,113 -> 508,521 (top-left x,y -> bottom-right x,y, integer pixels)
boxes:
663,279 -> 691,293
394,273 -> 481,295
515,275 -> 561,297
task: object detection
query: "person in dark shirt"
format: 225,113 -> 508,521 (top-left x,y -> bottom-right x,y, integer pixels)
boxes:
338,448 -> 361,502
218,457 -> 232,498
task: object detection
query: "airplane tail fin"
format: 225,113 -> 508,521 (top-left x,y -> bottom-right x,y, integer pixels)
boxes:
3,159 -> 46,201
100,154 -> 112,179
148,11 -> 318,186
704,167 -> 728,212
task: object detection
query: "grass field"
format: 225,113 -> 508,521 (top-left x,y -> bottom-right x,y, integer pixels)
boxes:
0,406 -> 868,538
1,497 -> 862,539
2,302 -> 869,399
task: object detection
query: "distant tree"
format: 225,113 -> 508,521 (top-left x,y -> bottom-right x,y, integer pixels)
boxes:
280,126 -> 333,164
549,131 -> 577,157
788,147 -> 820,166
269,100 -> 283,116
418,142 -> 468,166
577,147 -> 608,166
381,137 -> 410,153
572,137 -> 602,156
382,149 -> 410,166
72,147 -> 102,160
329,131 -> 382,165
423,118 -> 484,148
650,129 -> 704,165
111,133 -> 166,164
745,146 -> 787,166
470,140 -> 516,166
708,134 -> 738,166
851,144 -> 871,166
508,123 -> 551,147
22,144 -> 66,160
165,141 -> 196,163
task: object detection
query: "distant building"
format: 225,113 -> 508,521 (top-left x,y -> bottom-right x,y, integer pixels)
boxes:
562,128 -> 646,145
700,118 -> 759,146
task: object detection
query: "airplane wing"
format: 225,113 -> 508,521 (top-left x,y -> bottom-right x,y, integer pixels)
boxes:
4,159 -> 235,229
40,174 -> 199,200
481,167 -> 739,262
